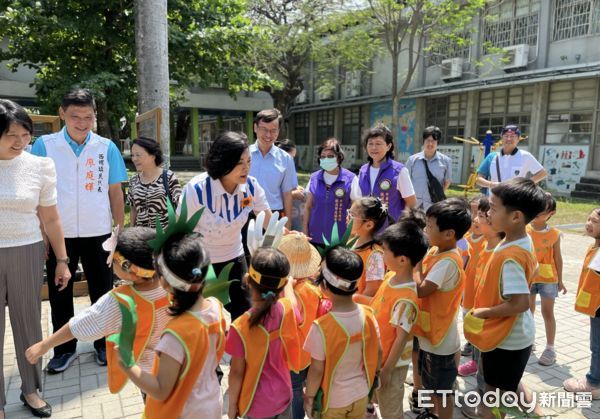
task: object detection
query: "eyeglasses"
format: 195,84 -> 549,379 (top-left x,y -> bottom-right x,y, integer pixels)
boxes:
346,209 -> 367,221
257,126 -> 279,136
320,154 -> 336,159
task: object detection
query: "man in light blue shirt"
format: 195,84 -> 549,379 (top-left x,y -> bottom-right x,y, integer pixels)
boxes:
30,89 -> 127,373
249,108 -> 298,228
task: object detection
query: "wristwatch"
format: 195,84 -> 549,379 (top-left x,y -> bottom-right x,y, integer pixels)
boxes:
56,257 -> 70,265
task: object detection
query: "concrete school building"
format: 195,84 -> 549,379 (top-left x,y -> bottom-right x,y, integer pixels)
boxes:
0,63 -> 273,170
288,0 -> 600,197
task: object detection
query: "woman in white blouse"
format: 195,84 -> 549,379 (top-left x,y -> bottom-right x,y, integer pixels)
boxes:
0,99 -> 70,418
180,131 -> 272,320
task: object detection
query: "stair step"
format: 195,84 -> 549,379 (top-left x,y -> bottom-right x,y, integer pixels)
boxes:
570,190 -> 600,200
580,176 -> 600,185
575,183 -> 600,193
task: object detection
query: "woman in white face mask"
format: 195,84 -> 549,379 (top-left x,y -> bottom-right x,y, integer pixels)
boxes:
302,138 -> 356,245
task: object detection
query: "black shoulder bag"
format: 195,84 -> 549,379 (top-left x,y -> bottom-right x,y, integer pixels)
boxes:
422,159 -> 446,203
161,169 -> 174,207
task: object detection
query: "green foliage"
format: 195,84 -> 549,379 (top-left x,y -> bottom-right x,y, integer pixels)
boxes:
0,0 -> 274,138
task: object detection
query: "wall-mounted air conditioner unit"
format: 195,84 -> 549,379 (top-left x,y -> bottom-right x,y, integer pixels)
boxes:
440,58 -> 464,81
345,70 -> 362,97
502,44 -> 529,71
295,90 -> 307,104
318,89 -> 334,101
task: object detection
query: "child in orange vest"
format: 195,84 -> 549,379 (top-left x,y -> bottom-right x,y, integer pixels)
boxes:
277,233 -> 328,419
226,247 -> 301,419
460,195 -> 485,360
303,246 -> 380,419
564,207 -> 600,397
369,218 -> 428,418
412,198 -> 471,419
527,192 -> 565,367
25,227 -> 170,395
348,197 -> 392,298
115,231 -> 226,419
463,178 -> 546,419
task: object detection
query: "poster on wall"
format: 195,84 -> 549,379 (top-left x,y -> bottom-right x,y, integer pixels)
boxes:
369,99 -> 417,157
538,145 -> 589,194
437,145 -> 464,185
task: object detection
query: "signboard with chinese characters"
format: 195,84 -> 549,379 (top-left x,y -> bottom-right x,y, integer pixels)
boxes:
539,145 -> 589,194
437,145 -> 464,184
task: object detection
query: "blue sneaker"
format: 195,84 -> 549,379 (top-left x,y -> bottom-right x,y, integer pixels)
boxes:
46,352 -> 77,374
96,348 -> 107,366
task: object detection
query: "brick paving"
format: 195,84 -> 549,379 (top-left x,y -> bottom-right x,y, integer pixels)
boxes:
2,230 -> 598,418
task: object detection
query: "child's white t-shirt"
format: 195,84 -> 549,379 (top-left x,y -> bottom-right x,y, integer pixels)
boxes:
304,307 -> 380,408
154,297 -> 223,419
389,281 -> 418,367
69,286 -> 169,373
417,249 -> 461,356
496,236 -> 536,350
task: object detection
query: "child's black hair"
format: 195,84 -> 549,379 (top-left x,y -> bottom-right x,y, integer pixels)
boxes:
399,207 -> 426,229
116,227 -> 156,270
491,178 -> 546,224
426,197 -> 472,240
354,197 -> 394,234
157,232 -> 210,316
543,192 -> 557,213
380,221 -> 428,266
248,248 -> 290,328
317,246 -> 363,296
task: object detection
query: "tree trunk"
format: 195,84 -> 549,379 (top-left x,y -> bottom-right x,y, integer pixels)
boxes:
135,0 -> 171,167
391,48 -> 400,147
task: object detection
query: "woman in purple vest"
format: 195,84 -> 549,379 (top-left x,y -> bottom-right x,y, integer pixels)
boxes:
350,124 -> 417,221
303,138 -> 355,245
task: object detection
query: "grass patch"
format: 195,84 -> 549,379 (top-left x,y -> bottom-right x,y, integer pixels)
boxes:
297,170 -> 596,227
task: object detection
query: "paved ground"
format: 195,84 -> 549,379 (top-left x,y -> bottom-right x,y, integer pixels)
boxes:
2,229 -> 598,418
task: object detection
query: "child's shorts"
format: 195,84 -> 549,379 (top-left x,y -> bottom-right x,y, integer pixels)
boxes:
418,350 -> 457,392
530,282 -> 558,299
481,345 -> 532,392
377,365 -> 409,418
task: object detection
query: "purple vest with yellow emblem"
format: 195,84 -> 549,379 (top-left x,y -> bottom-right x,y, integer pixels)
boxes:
358,157 -> 405,221
308,168 -> 354,245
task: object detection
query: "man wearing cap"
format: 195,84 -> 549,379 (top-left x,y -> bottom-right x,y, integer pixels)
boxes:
476,124 -> 547,189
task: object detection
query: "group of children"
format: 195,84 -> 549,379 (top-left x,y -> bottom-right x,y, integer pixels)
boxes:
21,177 -> 600,419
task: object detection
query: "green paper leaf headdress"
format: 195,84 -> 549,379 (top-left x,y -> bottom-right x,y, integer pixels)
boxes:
317,220 -> 359,257
148,196 -> 203,252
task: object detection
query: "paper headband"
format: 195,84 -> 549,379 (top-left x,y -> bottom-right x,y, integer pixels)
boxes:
156,253 -> 204,292
248,265 -> 288,290
113,251 -> 155,278
322,265 -> 357,292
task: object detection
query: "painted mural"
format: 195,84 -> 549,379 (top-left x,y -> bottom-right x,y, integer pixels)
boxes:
370,99 -> 417,156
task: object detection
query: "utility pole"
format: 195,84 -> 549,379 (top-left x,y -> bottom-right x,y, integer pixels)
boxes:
135,0 -> 170,167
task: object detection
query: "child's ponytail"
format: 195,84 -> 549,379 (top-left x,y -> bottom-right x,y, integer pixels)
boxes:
355,197 -> 394,234
246,248 -> 290,328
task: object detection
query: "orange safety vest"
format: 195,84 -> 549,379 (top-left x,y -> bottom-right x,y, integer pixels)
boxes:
294,280 -> 324,370
575,246 -> 600,316
354,242 -> 385,294
463,234 -> 486,310
473,246 -> 494,291
143,301 -> 226,419
412,248 -> 464,347
526,225 -> 560,284
231,298 -> 301,417
106,285 -> 169,393
464,243 -> 537,352
314,305 -> 379,414
370,271 -> 418,365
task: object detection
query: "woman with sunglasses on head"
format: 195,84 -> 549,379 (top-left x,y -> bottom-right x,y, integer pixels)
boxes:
303,138 -> 355,246
351,123 -> 417,222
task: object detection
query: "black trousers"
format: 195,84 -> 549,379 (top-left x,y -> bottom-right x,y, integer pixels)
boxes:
212,255 -> 249,321
46,234 -> 113,356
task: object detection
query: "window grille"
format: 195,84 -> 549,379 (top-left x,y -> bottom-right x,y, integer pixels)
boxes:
484,0 -> 540,52
553,0 -> 600,41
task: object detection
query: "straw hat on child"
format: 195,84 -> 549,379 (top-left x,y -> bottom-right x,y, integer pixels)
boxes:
277,233 -> 321,279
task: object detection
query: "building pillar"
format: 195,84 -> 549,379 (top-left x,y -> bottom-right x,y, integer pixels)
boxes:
334,107 -> 343,140
309,110 -> 318,170
246,111 -> 254,143
190,107 -> 199,158
462,90 -> 480,183
529,82 -> 549,159
536,3 -> 552,69
414,97 -> 427,152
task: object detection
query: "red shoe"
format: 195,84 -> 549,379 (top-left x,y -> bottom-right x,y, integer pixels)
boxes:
458,360 -> 478,377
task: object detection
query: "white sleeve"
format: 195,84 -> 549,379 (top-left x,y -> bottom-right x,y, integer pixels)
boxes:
396,167 -> 415,197
501,260 -> 530,296
179,179 -> 204,218
69,293 -> 122,341
524,152 -> 544,176
350,176 -> 362,201
252,179 -> 271,212
425,259 -> 459,291
390,300 -> 418,334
